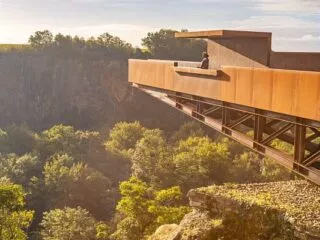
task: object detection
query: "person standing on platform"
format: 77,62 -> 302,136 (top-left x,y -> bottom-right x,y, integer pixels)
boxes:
199,52 -> 209,69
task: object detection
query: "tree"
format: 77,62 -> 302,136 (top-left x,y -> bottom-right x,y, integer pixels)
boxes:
43,153 -> 114,219
141,29 -> 206,60
40,207 -> 108,240
0,182 -> 34,240
72,35 -> 86,49
54,33 -> 73,48
97,33 -> 132,50
0,153 -> 40,186
28,30 -> 53,48
38,124 -> 100,160
174,136 -> 231,190
105,121 -> 146,159
132,129 -> 174,188
111,177 -> 189,240
230,152 -> 264,183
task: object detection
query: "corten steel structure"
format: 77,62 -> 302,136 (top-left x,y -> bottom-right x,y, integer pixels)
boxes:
128,30 -> 320,185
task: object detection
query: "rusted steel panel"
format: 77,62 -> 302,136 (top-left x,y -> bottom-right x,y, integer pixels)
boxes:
294,72 -> 320,120
221,67 -> 237,103
173,70 -> 222,100
128,59 -> 175,89
235,67 -> 253,106
128,59 -> 320,122
252,68 -> 273,110
271,70 -> 296,115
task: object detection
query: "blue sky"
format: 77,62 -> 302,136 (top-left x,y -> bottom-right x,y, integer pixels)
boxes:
0,0 -> 319,51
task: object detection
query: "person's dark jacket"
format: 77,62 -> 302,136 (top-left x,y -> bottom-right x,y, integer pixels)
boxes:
200,57 -> 209,69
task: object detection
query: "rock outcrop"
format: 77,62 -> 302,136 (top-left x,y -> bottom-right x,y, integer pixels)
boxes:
151,181 -> 320,240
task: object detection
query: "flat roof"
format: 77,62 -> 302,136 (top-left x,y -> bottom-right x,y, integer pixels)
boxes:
175,30 -> 272,39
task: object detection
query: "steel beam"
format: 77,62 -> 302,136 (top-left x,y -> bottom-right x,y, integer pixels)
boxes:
261,123 -> 294,145
133,84 -> 320,185
203,106 -> 221,116
229,113 -> 253,129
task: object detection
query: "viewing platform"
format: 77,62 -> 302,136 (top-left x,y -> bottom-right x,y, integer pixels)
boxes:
128,29 -> 320,185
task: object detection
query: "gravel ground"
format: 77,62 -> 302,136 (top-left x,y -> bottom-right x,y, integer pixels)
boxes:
198,180 -> 320,234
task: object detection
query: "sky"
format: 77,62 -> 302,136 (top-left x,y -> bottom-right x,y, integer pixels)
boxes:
0,0 -> 319,51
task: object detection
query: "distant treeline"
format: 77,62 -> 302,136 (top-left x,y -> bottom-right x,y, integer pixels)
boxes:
1,29 -> 206,61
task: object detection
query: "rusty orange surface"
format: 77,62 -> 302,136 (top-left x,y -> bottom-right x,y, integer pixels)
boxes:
128,59 -> 320,122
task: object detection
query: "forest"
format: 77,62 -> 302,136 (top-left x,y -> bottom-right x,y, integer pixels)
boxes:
0,30 -> 293,240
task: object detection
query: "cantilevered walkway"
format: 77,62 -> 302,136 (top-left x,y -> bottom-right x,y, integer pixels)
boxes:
128,30 -> 320,185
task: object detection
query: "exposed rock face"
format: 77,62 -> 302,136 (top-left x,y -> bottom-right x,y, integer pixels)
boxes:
152,224 -> 182,240
151,181 -> 320,240
0,52 -> 184,130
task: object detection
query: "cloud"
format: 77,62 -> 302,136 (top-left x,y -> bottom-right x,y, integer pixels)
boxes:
275,34 -> 320,41
189,0 -> 320,14
253,0 -> 320,14
231,15 -> 319,29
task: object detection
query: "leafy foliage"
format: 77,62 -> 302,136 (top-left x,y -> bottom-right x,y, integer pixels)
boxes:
112,177 -> 189,240
38,124 -> 100,160
0,182 -> 34,240
105,121 -> 146,159
43,153 -> 114,219
132,129 -> 174,187
142,29 -> 206,60
174,136 -> 231,189
40,207 -> 108,240
0,153 -> 40,186
28,30 -> 54,48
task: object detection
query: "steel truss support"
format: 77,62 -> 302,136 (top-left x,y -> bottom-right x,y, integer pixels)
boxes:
133,84 -> 320,185
253,112 -> 266,152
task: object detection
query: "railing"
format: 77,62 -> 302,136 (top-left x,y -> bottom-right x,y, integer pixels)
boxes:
129,59 -> 320,122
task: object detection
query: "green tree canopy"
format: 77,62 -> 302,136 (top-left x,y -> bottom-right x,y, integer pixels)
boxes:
96,33 -> 133,50
0,153 -> 40,186
0,182 -> 34,240
28,30 -> 53,48
141,29 -> 206,60
112,177 -> 189,240
174,136 -> 231,190
54,33 -> 73,47
132,129 -> 174,188
105,121 -> 146,159
43,153 -> 114,219
38,124 -> 100,160
40,207 -> 108,240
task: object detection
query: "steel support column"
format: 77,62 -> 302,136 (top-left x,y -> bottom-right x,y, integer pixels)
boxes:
254,112 -> 266,152
294,120 -> 306,172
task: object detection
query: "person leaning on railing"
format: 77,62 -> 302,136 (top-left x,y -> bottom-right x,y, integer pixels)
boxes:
198,52 -> 209,69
